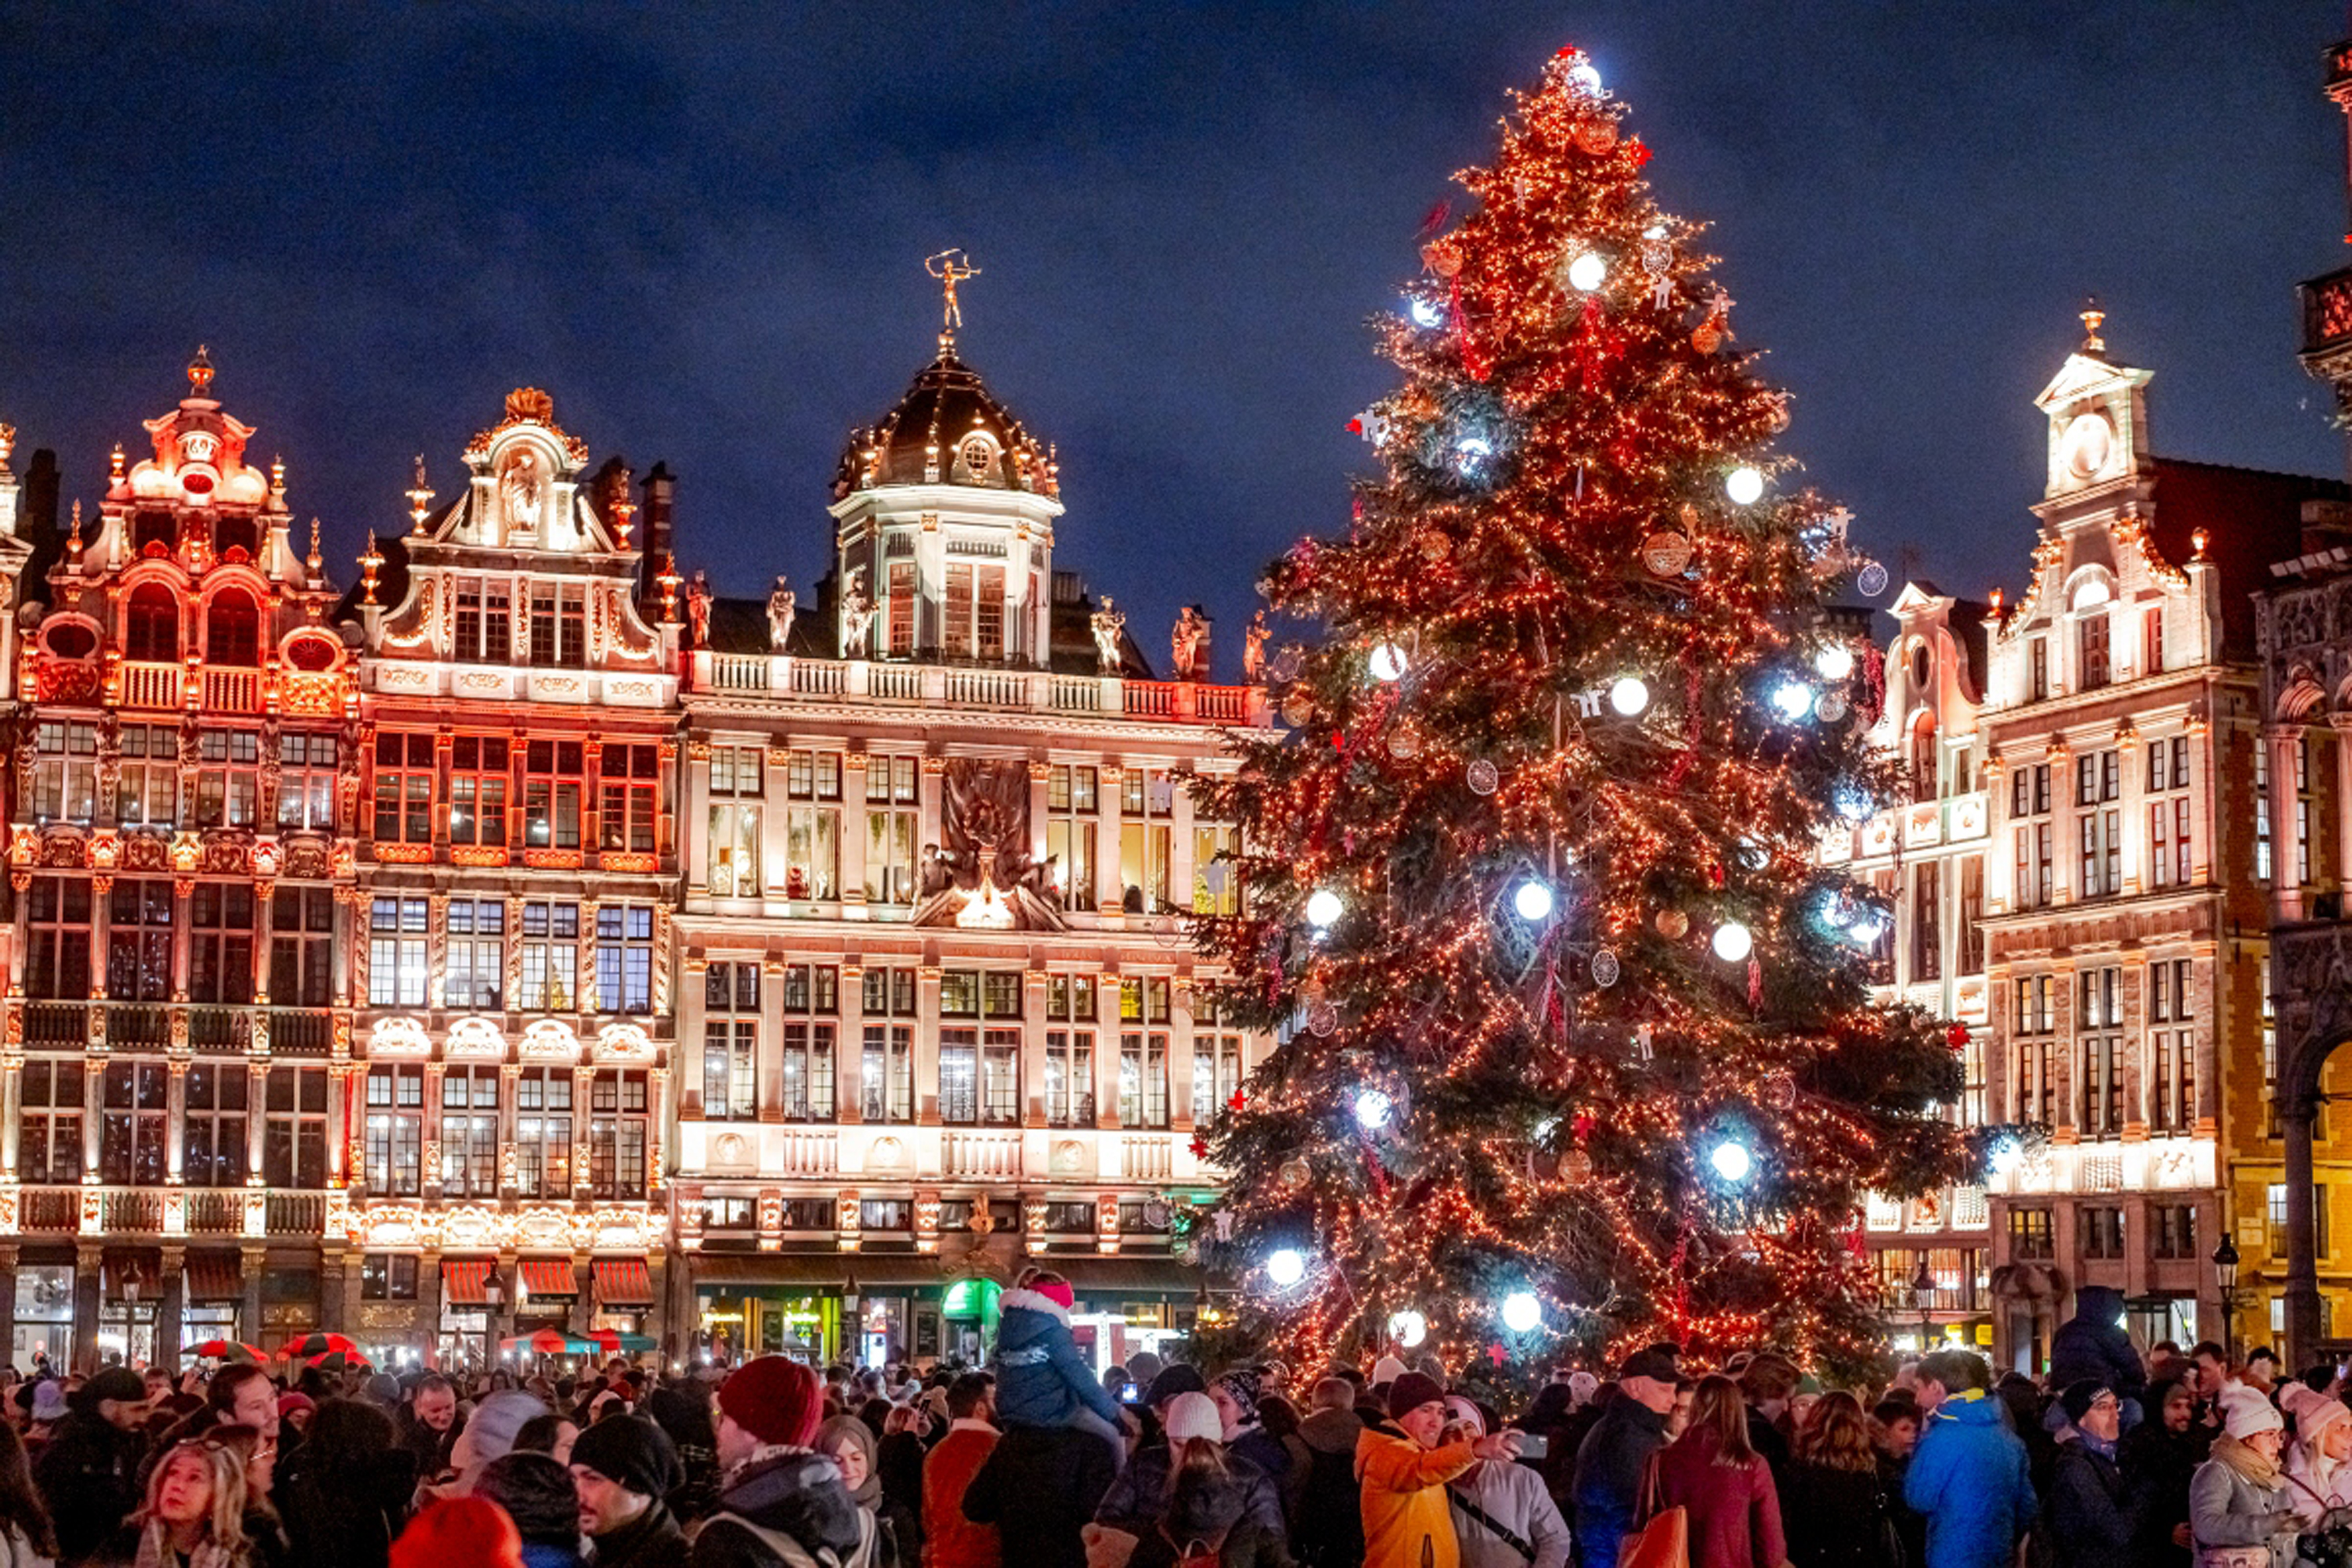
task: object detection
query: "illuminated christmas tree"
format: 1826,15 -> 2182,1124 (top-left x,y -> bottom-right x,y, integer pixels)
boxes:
1194,47 -> 1977,1384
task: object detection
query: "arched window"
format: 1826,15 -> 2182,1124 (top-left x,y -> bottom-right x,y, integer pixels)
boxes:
1911,712 -> 1939,804
205,589 -> 260,667
124,584 -> 178,663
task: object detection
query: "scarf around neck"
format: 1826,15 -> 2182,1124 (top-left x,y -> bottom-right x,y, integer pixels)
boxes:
2213,1432 -> 2283,1492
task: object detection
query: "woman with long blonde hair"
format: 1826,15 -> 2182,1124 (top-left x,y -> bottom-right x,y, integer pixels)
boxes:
111,1433 -> 252,1568
1652,1375 -> 1787,1568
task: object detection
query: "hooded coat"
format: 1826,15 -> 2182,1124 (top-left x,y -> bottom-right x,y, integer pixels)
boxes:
2045,1287 -> 2146,1401
1287,1406 -> 1366,1568
691,1450 -> 869,1568
989,1289 -> 1126,1432
961,1423 -> 1116,1568
1354,1425 -> 1479,1568
1901,1393 -> 2037,1568
1097,1445 -> 1286,1542
1569,1396 -> 1667,1568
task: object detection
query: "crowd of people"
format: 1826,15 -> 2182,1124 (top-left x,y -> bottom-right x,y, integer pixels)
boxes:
0,1273 -> 2340,1568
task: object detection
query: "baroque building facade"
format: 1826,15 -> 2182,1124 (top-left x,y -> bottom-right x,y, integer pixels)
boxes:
670,328 -> 1272,1370
1,357 -> 358,1369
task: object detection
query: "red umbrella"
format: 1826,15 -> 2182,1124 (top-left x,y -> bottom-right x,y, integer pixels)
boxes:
499,1329 -> 574,1354
305,1350 -> 371,1371
584,1329 -> 622,1356
278,1332 -> 359,1359
185,1339 -> 270,1362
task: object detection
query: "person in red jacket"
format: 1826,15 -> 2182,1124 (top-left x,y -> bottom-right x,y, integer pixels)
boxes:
923,1373 -> 1000,1568
1652,1375 -> 1789,1568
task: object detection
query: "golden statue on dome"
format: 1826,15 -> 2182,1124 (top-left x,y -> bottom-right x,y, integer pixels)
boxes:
926,249 -> 980,336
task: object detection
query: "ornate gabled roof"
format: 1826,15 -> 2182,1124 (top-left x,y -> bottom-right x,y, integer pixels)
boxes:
832,339 -> 1059,500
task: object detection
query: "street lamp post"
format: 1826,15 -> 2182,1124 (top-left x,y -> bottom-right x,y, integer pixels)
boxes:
1911,1255 -> 1938,1350
2213,1236 -> 2240,1364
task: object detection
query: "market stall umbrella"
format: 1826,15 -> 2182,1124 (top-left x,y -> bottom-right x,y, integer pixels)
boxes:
305,1350 -> 371,1372
185,1340 -> 270,1362
278,1332 -> 359,1360
582,1329 -> 622,1356
500,1329 -> 575,1354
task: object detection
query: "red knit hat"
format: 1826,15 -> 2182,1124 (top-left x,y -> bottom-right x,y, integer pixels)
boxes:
390,1497 -> 523,1568
718,1356 -> 825,1448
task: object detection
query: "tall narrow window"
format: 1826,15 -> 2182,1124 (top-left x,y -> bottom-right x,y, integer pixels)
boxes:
860,967 -> 917,1124
783,750 -> 840,900
31,722 -> 98,824
1120,977 -> 1172,1128
276,732 -> 337,832
1958,855 -> 1985,973
99,1061 -> 168,1186
1120,770 -> 1175,914
1048,765 -> 1098,912
449,736 -> 510,847
368,898 -> 428,1008
364,1064 -> 423,1196
117,724 -> 178,828
976,564 -> 1006,660
1192,1019 -> 1242,1123
2143,606 -> 2164,677
194,729 -> 261,828
1046,975 -> 1098,1128
702,962 -> 760,1121
1909,862 -> 1941,983
709,746 -> 762,897
1911,715 -> 1938,804
184,1064 -> 249,1188
188,884 -> 256,1005
372,732 -> 436,845
124,583 -> 177,661
517,901 -> 580,1012
440,1067 -> 501,1197
2258,739 -> 2274,883
515,1068 -> 573,1197
782,964 -> 837,1123
107,879 -> 174,1002
886,561 -> 916,657
443,898 -> 505,1011
2078,966 -> 2123,1137
2078,613 -> 2109,690
588,1071 -> 649,1199
598,744 -> 658,854
944,563 -> 975,659
23,877 -> 93,1001
263,1067 -> 328,1189
524,740 -> 584,851
595,904 -> 654,1014
864,756 -> 920,905
267,886 -> 335,1010
2029,636 -> 2049,701
19,1060 -> 84,1184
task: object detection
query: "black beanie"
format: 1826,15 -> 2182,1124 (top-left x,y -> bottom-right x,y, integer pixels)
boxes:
475,1451 -> 582,1547
569,1412 -> 684,1502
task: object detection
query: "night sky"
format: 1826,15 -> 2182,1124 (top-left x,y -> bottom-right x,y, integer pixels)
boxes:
2,3 -> 2347,679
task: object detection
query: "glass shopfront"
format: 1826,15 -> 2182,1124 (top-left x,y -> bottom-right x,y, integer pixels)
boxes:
14,1264 -> 73,1370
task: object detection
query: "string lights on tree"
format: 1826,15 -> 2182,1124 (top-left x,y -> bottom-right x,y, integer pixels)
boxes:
1190,43 -> 1981,1389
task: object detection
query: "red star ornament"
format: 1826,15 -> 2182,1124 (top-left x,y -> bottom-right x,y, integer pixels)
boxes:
1188,1134 -> 1210,1159
1488,1342 -> 1510,1366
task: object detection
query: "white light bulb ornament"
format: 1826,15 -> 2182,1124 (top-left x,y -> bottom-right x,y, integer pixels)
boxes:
1353,1087 -> 1394,1132
1265,1249 -> 1307,1288
1501,1291 -> 1543,1335
1565,251 -> 1607,293
1305,889 -> 1344,929
1389,1309 -> 1429,1348
1711,920 -> 1754,963
1368,642 -> 1408,682
1609,675 -> 1650,716
1813,644 -> 1854,681
1725,465 -> 1766,506
1512,879 -> 1555,922
1710,1141 -> 1754,1184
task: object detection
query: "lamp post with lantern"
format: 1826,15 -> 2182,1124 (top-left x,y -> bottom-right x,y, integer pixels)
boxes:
2213,1236 -> 2240,1364
1911,1255 -> 1938,1351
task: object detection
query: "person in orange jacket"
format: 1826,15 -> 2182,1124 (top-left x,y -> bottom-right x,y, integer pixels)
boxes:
1355,1372 -> 1523,1568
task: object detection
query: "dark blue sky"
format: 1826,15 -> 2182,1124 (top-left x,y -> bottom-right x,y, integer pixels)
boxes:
2,2 -> 2346,678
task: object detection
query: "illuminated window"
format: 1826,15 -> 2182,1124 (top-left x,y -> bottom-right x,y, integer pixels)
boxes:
372,732 -> 436,845
595,904 -> 654,1015
276,732 -> 337,832
703,963 -> 760,1122
364,1065 -> 423,1197
598,743 -> 659,854
515,1068 -> 573,1198
368,897 -> 428,1009
117,724 -> 178,827
194,729 -> 261,829
864,757 -> 920,905
449,736 -> 510,847
524,740 -> 584,851
709,746 -> 762,897
517,901 -> 580,1012
444,898 -> 505,1010
1121,770 -> 1175,914
782,964 -> 837,1124
1048,765 -> 1098,912
440,1067 -> 501,1197
31,722 -> 97,824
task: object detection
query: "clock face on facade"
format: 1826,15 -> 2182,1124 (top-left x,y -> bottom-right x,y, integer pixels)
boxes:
2062,409 -> 2113,479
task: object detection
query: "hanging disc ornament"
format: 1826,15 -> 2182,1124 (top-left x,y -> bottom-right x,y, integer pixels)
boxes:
1281,693 -> 1314,727
1692,321 -> 1723,355
1271,647 -> 1303,683
1419,529 -> 1451,561
1590,948 -> 1621,988
1278,1156 -> 1311,1188
1306,1000 -> 1340,1037
1640,531 -> 1693,578
1655,908 -> 1690,940
1388,725 -> 1423,760
1466,758 -> 1499,796
1856,562 -> 1890,598
1563,1149 -> 1595,1182
1814,689 -> 1849,724
1574,119 -> 1619,155
1763,1073 -> 1798,1110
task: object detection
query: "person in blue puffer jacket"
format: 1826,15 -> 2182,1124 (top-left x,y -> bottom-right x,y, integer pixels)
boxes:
1903,1349 -> 2036,1568
990,1268 -> 1130,1461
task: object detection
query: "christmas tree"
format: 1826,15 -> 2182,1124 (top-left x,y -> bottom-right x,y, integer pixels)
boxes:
1193,46 -> 1977,1385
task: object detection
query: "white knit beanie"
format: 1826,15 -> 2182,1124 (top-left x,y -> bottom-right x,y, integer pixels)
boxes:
1163,1390 -> 1223,1447
1371,1355 -> 1408,1386
2221,1383 -> 2285,1440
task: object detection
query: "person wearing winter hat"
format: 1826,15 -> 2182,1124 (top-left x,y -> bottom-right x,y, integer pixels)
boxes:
693,1357 -> 868,1568
1565,1371 -> 1599,1409
1369,1355 -> 1408,1390
477,1449 -> 589,1568
391,1494 -> 526,1568
1357,1372 -> 1522,1568
1142,1364 -> 1208,1414
1088,1391 -> 1288,1568
440,1389 -> 552,1498
1569,1350 -> 1677,1568
2189,1383 -> 2299,1567
987,1269 -> 1128,1466
2283,1380 -> 2352,1528
33,1364 -> 150,1566
274,1393 -> 315,1440
1439,1398 -> 1570,1568
1206,1368 -> 1290,1512
1095,1388 -> 1287,1547
2041,1382 -> 2144,1568
569,1414 -> 689,1568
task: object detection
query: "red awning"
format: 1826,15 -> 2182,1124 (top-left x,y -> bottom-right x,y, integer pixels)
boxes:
185,1253 -> 242,1303
517,1260 -> 577,1300
443,1260 -> 494,1306
593,1259 -> 653,1307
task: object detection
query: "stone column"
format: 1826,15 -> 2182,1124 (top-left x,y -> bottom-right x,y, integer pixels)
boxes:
2286,1093 -> 2324,1368
2333,718 -> 2352,892
840,755 -> 869,911
915,969 -> 941,1125
0,1245 -> 16,1370
2268,725 -> 2307,921
240,1243 -> 265,1349
1098,766 -> 1126,920
156,1242 -> 184,1365
71,1241 -> 100,1373
837,966 -> 866,1126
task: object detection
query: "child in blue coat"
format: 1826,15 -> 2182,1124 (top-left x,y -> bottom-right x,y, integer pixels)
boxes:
991,1268 -> 1129,1459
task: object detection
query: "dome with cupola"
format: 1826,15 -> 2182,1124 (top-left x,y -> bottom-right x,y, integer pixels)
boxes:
832,335 -> 1059,500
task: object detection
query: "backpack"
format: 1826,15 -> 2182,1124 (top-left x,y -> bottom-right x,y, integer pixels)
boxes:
1161,1524 -> 1225,1568
1294,1445 -> 1365,1568
703,1505 -> 878,1568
